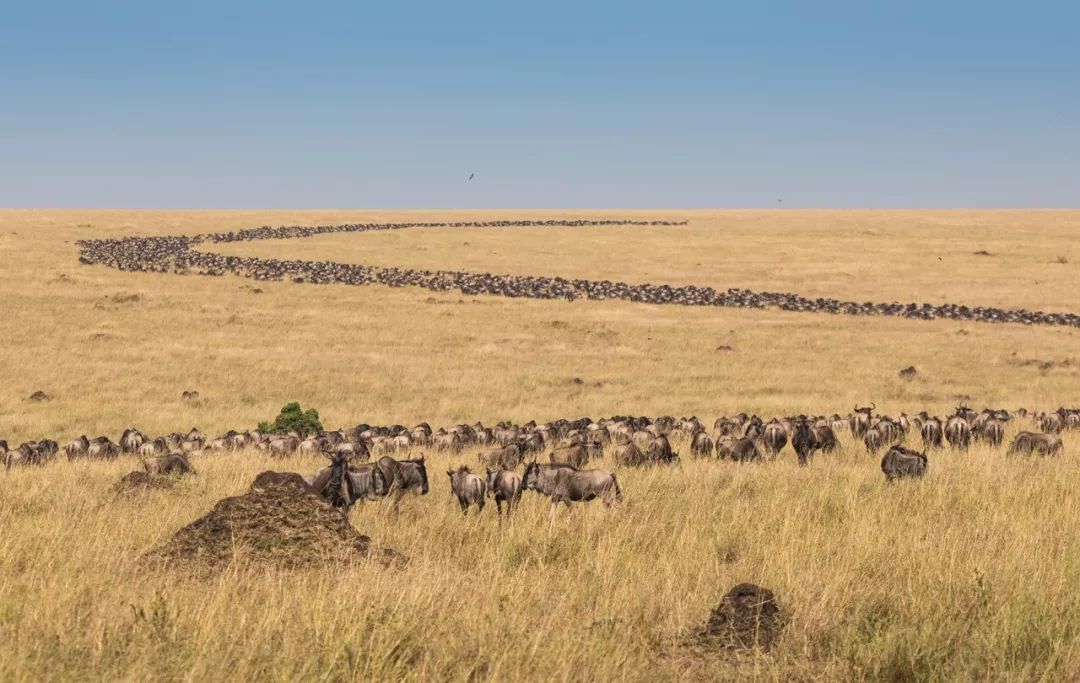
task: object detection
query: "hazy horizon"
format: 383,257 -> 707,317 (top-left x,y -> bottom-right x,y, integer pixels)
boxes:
3,1 -> 1078,209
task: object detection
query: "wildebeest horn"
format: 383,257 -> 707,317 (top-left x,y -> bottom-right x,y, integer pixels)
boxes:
870,402 -> 876,411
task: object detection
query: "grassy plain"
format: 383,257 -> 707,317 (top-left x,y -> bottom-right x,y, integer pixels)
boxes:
1,209 -> 1080,681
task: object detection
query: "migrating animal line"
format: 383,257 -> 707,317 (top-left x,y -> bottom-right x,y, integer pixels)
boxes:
4,408 -> 1075,515
76,219 -> 1080,328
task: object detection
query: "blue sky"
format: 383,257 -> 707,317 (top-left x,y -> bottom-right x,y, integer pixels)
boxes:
1,1 -> 1077,208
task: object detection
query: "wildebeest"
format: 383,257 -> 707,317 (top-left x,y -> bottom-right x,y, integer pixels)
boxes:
1008,431 -> 1063,456
862,427 -> 885,454
977,418 -> 1006,448
812,423 -> 838,453
920,417 -> 943,450
479,443 -> 524,469
550,444 -> 591,468
762,420 -> 788,456
716,436 -> 762,462
944,415 -> 971,450
790,417 -> 817,466
613,442 -> 648,467
374,455 -> 430,511
520,462 -> 622,518
690,431 -> 713,457
64,435 -> 90,460
485,467 -> 522,516
850,404 -> 875,438
142,452 -> 195,476
881,445 -> 928,481
646,434 -> 678,463
447,465 -> 487,515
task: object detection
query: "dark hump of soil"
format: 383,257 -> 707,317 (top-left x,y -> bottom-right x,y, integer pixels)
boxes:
115,471 -> 176,493
147,470 -> 405,570
698,582 -> 784,652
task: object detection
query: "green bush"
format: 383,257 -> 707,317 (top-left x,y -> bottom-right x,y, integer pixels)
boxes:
258,402 -> 324,437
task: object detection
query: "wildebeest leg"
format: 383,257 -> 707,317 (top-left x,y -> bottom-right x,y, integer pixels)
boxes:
477,499 -> 484,514
549,500 -> 560,521
495,499 -> 503,516
459,498 -> 469,515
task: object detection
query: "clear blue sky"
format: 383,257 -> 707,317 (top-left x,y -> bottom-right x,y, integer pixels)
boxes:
1,1 -> 1077,208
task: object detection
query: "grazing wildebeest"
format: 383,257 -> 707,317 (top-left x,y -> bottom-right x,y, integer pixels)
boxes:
64,435 -> 90,460
307,452 -> 359,512
88,439 -> 120,460
334,440 -> 370,461
790,417 -> 817,466
1008,431 -> 1063,456
485,467 -> 522,516
850,404 -> 875,438
717,436 -> 762,462
142,452 -> 195,476
881,445 -> 928,481
613,442 -> 648,467
268,435 -> 300,457
119,428 -> 146,453
690,431 -> 713,457
447,465 -> 487,515
920,417 -> 943,450
944,415 -> 971,450
479,443 -> 524,469
550,444 -> 590,468
647,434 -> 678,463
374,455 -> 430,511
520,462 -> 621,519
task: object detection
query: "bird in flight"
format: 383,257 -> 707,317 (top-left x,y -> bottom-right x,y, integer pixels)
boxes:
468,173 -> 475,180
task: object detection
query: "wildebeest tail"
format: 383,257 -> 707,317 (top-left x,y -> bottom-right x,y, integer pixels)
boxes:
612,474 -> 623,503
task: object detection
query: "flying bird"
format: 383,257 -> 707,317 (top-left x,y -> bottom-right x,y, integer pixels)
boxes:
468,173 -> 475,180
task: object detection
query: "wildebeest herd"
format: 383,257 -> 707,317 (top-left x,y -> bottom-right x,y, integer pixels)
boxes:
75,220 -> 1080,327
4,406 -> 1076,516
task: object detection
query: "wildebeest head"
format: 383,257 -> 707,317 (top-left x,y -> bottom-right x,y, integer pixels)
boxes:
520,461 -> 541,493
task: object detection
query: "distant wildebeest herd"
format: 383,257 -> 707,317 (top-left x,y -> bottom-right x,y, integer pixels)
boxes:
3,406 -> 1076,516
76,219 -> 1080,327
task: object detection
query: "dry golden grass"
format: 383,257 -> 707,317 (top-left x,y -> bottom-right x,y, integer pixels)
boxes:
2,209 -> 1080,681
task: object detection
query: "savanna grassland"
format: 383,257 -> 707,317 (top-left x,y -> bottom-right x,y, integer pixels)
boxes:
2,209 -> 1080,681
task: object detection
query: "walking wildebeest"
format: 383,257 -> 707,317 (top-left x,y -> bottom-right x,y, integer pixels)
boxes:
520,462 -> 622,519
447,465 -> 487,515
881,445 -> 928,481
486,467 -> 522,516
1008,431 -> 1063,456
374,455 -> 430,512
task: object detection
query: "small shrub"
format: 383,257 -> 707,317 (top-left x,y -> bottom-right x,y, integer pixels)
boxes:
258,402 -> 323,436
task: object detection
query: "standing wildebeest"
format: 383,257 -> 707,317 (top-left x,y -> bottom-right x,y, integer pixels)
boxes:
64,435 -> 90,460
863,426 -> 885,454
486,467 -> 522,516
613,442 -> 649,467
920,417 -> 943,450
944,415 -> 971,451
690,431 -> 713,457
978,418 -> 1006,448
646,434 -> 678,463
447,465 -> 487,515
374,455 -> 430,511
520,462 -> 621,519
762,420 -> 788,457
850,404 -> 875,438
142,452 -> 195,476
881,445 -> 928,481
1008,432 -> 1063,456
790,417 -> 817,466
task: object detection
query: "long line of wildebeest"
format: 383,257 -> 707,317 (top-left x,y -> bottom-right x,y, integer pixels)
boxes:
75,219 -> 1080,327
3,406 -> 1076,516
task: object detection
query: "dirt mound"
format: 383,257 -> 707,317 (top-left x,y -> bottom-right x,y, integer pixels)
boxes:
147,470 -> 405,570
697,583 -> 784,652
898,365 -> 919,379
114,471 -> 176,492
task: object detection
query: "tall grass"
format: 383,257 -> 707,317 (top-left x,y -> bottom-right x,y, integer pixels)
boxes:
1,209 -> 1079,680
